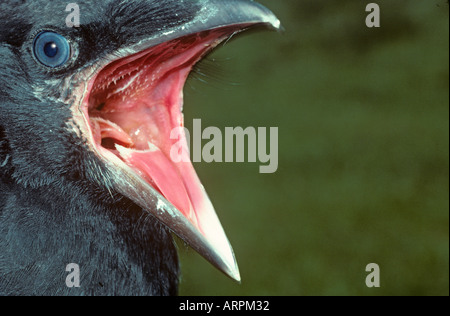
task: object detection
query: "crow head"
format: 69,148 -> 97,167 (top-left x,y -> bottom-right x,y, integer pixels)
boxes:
0,0 -> 280,294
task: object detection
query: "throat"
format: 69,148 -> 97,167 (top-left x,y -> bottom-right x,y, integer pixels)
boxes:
108,201 -> 180,296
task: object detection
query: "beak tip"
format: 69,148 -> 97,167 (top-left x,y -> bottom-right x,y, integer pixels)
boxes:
209,237 -> 242,283
269,16 -> 283,32
249,2 -> 283,32
232,269 -> 242,284
232,271 -> 242,284
223,258 -> 242,283
277,22 -> 286,34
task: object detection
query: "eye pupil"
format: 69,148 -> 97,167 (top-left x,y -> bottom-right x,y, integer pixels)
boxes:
44,42 -> 58,58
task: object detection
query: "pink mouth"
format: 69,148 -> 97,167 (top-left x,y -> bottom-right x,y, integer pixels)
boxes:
83,27 -> 243,233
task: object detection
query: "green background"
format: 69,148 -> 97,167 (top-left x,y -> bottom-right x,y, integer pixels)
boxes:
179,0 -> 449,296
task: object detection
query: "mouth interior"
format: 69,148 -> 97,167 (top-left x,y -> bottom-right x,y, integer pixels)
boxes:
86,27 -> 241,230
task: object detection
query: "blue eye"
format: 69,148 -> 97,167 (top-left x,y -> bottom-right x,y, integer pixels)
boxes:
33,31 -> 71,68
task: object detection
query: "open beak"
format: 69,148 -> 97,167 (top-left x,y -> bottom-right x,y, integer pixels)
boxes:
73,0 -> 280,282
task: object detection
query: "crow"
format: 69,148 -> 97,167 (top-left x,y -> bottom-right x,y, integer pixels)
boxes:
0,0 -> 280,296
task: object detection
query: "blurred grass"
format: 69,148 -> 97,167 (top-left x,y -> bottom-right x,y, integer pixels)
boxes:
179,0 -> 449,296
